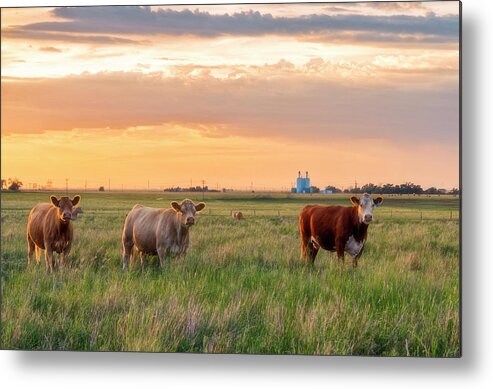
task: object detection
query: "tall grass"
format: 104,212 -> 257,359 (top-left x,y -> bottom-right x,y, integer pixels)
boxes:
1,192 -> 460,355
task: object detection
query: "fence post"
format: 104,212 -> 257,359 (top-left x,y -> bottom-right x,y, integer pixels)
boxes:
390,210 -> 393,219
278,210 -> 280,217
420,212 -> 423,221
253,210 -> 256,216
450,211 -> 452,220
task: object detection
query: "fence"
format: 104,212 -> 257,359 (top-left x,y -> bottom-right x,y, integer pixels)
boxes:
1,207 -> 460,222
199,208 -> 459,221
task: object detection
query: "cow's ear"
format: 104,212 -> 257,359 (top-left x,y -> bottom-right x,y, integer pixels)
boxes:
350,196 -> 360,206
374,197 -> 383,207
50,195 -> 60,207
195,202 -> 206,212
71,195 -> 81,206
171,201 -> 181,212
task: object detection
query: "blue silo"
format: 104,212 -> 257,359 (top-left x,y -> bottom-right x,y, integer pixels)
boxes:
295,171 -> 312,193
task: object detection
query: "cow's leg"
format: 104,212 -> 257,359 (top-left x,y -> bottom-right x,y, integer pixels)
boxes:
45,246 -> 55,274
305,242 -> 318,265
157,246 -> 170,268
60,244 -> 71,269
27,234 -> 35,266
351,257 -> 358,268
352,246 -> 365,268
139,251 -> 145,269
122,239 -> 133,270
335,238 -> 346,267
35,246 -> 41,264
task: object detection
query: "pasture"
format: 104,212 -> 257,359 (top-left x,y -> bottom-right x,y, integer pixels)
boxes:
0,192 -> 460,356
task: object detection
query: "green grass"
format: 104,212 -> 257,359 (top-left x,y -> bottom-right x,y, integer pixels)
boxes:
1,192 -> 460,356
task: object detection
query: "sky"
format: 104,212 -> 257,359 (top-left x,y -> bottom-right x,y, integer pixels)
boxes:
1,1 -> 460,191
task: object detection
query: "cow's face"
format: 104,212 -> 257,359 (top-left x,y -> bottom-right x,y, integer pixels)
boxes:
50,195 -> 81,222
171,199 -> 206,227
350,193 -> 383,224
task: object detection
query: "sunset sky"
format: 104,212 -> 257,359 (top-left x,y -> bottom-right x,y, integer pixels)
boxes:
1,1 -> 460,191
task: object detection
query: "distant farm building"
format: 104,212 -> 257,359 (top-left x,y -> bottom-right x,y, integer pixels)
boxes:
292,171 -> 313,194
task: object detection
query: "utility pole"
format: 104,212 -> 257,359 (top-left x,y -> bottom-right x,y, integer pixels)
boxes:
108,178 -> 111,192
201,179 -> 205,201
65,178 -> 68,194
148,180 -> 150,192
84,180 -> 87,192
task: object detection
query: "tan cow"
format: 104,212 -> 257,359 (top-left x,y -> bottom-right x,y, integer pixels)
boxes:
26,195 -> 81,273
231,210 -> 244,220
122,199 -> 205,269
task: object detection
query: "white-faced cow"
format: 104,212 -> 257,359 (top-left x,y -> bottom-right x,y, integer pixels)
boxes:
26,195 -> 81,273
122,199 -> 206,269
299,193 -> 383,267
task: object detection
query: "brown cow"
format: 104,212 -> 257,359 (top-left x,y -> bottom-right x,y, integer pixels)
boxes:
231,210 -> 244,220
299,193 -> 383,267
26,195 -> 81,273
122,199 -> 205,269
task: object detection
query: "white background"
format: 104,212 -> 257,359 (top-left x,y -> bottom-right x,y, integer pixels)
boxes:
0,0 -> 491,388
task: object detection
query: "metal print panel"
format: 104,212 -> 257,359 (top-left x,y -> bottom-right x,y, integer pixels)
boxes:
0,1 -> 461,356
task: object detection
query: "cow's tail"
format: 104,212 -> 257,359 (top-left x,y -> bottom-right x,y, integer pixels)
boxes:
299,208 -> 310,259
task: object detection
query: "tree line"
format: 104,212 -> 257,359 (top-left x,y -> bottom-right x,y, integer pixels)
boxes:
1,177 -> 459,195
314,182 -> 459,195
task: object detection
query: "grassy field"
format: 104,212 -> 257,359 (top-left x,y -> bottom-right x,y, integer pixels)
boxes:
1,191 -> 460,356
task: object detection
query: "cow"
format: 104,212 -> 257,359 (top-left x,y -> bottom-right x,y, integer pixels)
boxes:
122,199 -> 206,269
231,210 -> 244,220
26,195 -> 81,273
299,193 -> 383,267
71,207 -> 84,220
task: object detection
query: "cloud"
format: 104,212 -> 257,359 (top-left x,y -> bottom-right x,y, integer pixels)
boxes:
39,46 -> 62,53
364,2 -> 430,12
3,29 -> 143,45
3,6 -> 459,44
1,70 -> 458,146
323,6 -> 362,14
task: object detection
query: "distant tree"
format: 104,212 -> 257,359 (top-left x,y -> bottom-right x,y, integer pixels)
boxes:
98,186 -> 105,192
324,185 -> 342,193
1,179 -> 6,190
424,187 -> 439,195
7,177 -> 23,191
450,188 -> 460,195
381,183 -> 395,194
310,186 -> 320,193
360,183 -> 380,194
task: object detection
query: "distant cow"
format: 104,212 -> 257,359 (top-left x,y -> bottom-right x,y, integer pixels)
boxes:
26,195 -> 81,273
299,193 -> 383,267
122,199 -> 206,269
231,211 -> 244,220
71,207 -> 84,220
